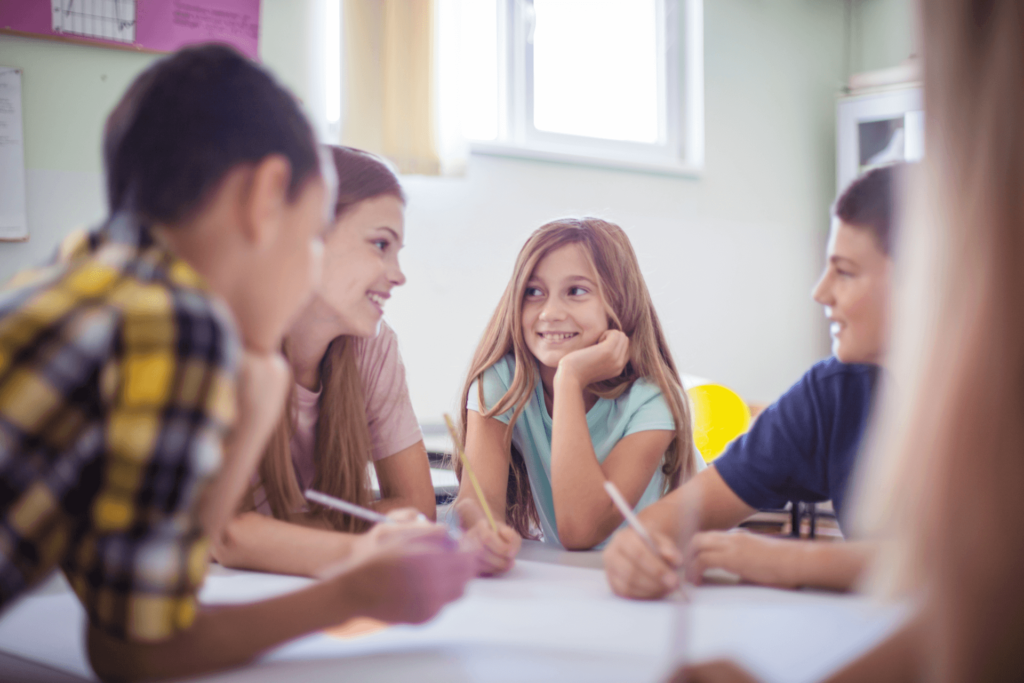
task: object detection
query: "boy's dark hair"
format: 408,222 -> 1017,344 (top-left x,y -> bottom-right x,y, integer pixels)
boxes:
833,163 -> 907,256
104,43 -> 320,225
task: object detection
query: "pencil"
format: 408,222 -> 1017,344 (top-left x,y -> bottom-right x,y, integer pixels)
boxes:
603,480 -> 661,556
305,489 -> 391,525
444,413 -> 499,533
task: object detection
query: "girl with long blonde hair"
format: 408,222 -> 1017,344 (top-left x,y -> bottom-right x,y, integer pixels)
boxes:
453,218 -> 699,569
211,146 -> 437,577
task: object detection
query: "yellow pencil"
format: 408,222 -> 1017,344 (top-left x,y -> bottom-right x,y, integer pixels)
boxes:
444,413 -> 499,533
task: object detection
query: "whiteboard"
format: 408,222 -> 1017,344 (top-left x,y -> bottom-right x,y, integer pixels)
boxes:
0,67 -> 27,242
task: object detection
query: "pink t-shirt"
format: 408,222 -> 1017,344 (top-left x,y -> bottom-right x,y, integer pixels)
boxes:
257,322 -> 423,512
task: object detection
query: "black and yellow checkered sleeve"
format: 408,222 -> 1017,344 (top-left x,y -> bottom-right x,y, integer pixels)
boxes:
0,259 -> 125,600
0,221 -> 239,643
61,267 -> 238,642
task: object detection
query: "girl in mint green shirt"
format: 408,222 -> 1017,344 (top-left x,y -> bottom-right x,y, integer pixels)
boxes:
451,218 -> 701,570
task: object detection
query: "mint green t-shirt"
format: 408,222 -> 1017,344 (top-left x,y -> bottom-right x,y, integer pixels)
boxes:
467,354 -> 686,548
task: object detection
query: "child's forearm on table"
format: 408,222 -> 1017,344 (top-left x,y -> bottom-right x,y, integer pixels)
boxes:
549,371 -> 619,548
211,511 -> 357,577
87,579 -> 360,682
792,540 -> 874,590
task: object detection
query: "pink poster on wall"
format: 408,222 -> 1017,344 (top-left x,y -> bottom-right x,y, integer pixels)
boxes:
0,0 -> 261,61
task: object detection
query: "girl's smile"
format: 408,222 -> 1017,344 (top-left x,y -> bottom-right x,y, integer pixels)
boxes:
367,289 -> 390,315
536,331 -> 581,343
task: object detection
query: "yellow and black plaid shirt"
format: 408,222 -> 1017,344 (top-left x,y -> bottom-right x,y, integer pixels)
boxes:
0,214 -> 238,642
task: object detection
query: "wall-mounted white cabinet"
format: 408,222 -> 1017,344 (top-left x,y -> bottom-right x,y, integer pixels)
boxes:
837,85 -> 923,193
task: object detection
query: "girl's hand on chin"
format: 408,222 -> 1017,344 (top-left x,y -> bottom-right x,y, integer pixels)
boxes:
556,329 -> 630,387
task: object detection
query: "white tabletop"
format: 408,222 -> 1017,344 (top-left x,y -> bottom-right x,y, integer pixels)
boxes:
0,541 -> 905,683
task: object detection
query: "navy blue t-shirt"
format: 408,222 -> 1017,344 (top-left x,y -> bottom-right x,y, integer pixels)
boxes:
713,357 -> 879,534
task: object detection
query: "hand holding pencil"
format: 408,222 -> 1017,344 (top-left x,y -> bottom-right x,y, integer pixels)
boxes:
315,513 -> 477,627
602,480 -> 687,600
455,497 -> 521,576
446,413 -> 522,576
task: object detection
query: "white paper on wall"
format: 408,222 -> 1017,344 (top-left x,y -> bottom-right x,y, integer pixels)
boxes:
0,67 -> 28,241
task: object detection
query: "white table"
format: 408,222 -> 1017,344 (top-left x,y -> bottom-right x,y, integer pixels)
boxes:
0,541 -> 905,683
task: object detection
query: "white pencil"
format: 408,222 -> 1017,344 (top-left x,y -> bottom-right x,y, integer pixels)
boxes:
603,480 -> 661,556
304,489 -> 392,525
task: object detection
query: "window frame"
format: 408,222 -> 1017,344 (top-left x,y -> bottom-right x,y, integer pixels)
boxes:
469,0 -> 704,177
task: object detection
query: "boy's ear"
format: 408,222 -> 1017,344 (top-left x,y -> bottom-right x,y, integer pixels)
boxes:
242,155 -> 292,247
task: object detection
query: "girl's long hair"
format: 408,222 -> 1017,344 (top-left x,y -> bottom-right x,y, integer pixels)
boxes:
453,218 -> 695,538
851,1 -> 1024,677
252,146 -> 405,533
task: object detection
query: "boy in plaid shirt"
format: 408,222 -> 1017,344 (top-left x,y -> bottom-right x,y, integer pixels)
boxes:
0,45 -> 475,681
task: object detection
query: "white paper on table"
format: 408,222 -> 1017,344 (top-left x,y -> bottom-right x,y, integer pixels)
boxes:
0,67 -> 28,241
0,591 -> 92,679
198,571 -> 315,605
0,560 -> 908,683
256,560 -> 675,683
687,587 -> 911,683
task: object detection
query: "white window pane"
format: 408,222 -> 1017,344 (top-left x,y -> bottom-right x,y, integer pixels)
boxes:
325,0 -> 342,124
460,0 -> 500,141
533,0 -> 659,143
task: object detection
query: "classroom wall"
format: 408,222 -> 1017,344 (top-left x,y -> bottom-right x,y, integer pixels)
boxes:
0,36 -> 153,279
0,0 -> 916,424
854,0 -> 917,73
0,0 -> 323,281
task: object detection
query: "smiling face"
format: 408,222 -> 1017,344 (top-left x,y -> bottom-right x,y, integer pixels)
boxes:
316,193 -> 406,337
812,219 -> 893,364
522,242 -> 610,371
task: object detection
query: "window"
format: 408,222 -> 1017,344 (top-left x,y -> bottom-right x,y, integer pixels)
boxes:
457,0 -> 704,175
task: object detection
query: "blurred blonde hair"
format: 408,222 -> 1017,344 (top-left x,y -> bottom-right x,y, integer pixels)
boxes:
452,218 -> 695,538
851,1 -> 1024,675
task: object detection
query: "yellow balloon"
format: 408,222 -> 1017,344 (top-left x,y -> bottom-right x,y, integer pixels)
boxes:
686,384 -> 752,463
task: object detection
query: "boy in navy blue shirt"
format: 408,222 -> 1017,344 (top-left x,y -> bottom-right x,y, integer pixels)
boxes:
714,359 -> 878,534
604,165 -> 902,597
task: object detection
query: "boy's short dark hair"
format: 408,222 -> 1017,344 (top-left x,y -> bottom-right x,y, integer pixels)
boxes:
833,163 -> 907,256
104,43 -> 320,225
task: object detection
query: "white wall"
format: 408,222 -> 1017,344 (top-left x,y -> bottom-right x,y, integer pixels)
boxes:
0,0 -> 916,425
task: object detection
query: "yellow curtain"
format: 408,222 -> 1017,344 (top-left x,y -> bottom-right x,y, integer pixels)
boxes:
341,0 -> 440,175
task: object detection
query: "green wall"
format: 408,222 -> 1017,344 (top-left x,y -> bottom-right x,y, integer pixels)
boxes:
0,0 -> 317,278
854,0 -> 917,73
